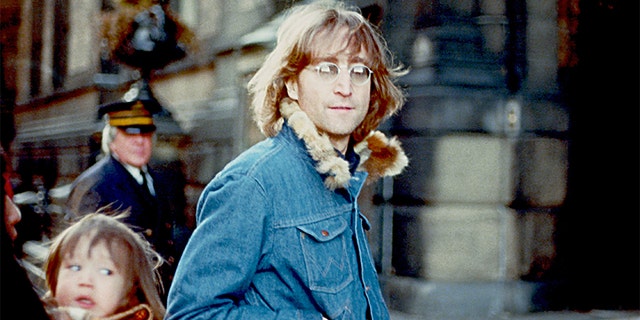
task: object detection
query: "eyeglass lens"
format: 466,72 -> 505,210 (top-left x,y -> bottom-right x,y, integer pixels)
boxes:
315,63 -> 372,85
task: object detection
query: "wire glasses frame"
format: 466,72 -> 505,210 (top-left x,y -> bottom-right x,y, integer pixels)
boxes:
308,62 -> 373,86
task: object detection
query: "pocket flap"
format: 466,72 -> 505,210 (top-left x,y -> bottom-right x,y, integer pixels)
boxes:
297,217 -> 348,242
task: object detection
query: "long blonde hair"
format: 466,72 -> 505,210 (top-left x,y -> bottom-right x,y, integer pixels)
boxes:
248,0 -> 407,143
44,211 -> 166,320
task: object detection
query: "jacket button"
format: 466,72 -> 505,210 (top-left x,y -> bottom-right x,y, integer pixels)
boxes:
321,230 -> 329,236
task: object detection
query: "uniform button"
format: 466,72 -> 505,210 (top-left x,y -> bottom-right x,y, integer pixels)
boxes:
321,230 -> 329,236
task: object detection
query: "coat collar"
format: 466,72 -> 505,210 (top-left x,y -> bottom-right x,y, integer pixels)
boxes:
51,304 -> 154,320
279,98 -> 408,190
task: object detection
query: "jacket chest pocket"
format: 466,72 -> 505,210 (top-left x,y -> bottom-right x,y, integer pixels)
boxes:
297,216 -> 353,294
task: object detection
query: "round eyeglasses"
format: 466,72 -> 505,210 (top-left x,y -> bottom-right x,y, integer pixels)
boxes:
308,62 -> 373,86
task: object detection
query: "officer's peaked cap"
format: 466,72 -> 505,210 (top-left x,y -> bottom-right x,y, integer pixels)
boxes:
97,82 -> 162,134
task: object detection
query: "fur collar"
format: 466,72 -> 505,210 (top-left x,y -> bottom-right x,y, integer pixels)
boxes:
279,98 -> 408,190
50,304 -> 153,320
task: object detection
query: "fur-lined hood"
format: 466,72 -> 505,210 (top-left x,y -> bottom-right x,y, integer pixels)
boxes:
279,98 -> 408,190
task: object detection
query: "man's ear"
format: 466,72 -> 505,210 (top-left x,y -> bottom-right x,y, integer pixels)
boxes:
285,79 -> 299,100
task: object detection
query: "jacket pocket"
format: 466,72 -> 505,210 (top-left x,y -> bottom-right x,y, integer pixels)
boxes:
297,216 -> 353,294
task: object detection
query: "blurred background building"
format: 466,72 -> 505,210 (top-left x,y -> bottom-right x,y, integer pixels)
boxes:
1,0 -> 637,318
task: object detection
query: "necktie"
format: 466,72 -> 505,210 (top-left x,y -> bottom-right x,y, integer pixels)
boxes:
140,169 -> 155,197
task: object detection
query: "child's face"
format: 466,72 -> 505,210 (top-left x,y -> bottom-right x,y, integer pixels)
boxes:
54,234 -> 131,317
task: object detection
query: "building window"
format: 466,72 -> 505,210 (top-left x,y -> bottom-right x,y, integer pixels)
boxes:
29,0 -> 44,97
28,0 -> 69,97
53,0 -> 69,90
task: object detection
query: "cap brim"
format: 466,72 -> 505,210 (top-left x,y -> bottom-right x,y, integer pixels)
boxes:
122,125 -> 156,134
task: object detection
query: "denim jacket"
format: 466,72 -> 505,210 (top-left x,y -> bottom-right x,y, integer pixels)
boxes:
166,101 -> 408,320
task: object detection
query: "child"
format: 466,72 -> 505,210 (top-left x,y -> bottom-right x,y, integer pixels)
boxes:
43,212 -> 166,320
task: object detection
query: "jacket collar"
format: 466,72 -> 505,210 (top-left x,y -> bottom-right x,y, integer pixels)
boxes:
279,98 -> 408,190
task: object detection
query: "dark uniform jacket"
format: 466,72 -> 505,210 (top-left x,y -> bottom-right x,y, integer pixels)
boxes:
65,154 -> 188,291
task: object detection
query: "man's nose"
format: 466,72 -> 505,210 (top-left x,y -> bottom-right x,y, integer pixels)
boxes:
131,134 -> 147,143
333,71 -> 353,96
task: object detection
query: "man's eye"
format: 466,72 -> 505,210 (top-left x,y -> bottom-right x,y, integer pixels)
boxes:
317,64 -> 337,75
351,66 -> 367,75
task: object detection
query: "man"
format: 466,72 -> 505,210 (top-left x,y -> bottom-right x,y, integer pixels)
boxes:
65,90 -> 188,299
166,1 -> 408,319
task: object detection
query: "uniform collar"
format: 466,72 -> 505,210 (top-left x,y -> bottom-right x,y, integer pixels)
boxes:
111,154 -> 148,185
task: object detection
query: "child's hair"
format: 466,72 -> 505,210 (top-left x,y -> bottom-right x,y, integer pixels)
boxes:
43,210 -> 166,319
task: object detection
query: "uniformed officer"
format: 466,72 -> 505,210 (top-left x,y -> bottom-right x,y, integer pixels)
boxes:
65,85 -> 188,300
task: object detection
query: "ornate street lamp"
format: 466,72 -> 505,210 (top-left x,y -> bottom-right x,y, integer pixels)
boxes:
99,0 -> 196,123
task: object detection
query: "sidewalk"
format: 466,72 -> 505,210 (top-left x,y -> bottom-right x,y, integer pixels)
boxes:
382,275 -> 639,320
